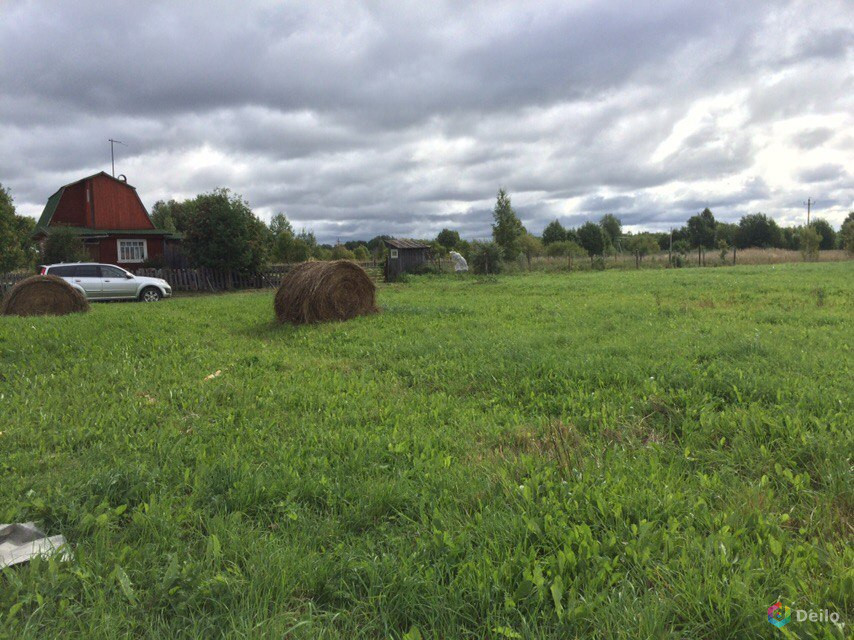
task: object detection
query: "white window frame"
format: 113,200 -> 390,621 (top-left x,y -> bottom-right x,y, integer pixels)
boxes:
390,249 -> 399,259
117,239 -> 148,263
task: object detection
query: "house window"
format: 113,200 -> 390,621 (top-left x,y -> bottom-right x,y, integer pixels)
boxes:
390,249 -> 399,259
118,239 -> 147,263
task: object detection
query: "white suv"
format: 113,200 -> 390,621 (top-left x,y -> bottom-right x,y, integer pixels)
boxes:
39,263 -> 172,302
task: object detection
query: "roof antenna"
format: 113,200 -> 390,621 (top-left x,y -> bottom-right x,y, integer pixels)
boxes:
108,138 -> 126,177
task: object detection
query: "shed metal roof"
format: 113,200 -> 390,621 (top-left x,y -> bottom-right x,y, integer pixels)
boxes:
384,238 -> 431,249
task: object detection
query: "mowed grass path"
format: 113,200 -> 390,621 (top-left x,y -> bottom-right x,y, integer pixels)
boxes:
1,263 -> 851,639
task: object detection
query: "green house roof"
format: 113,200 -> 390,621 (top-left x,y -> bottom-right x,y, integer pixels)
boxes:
36,187 -> 65,229
34,226 -> 177,238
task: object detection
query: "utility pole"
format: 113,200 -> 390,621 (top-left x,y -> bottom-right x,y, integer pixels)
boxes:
108,139 -> 126,177
804,198 -> 812,226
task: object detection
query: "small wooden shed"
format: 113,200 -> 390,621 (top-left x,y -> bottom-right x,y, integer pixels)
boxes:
384,238 -> 431,282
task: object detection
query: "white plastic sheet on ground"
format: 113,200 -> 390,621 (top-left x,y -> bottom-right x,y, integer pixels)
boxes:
0,522 -> 68,568
449,251 -> 468,272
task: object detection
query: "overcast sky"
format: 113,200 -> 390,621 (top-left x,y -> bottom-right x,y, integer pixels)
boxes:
1,1 -> 852,242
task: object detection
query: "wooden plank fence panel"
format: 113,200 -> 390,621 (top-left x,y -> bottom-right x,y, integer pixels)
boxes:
1,272 -> 30,294
131,261 -> 387,293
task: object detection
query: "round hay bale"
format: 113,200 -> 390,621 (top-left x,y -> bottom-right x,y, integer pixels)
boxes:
1,274 -> 90,317
274,260 -> 378,324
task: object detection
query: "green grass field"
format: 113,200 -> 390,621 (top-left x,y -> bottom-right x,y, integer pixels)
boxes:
1,263 -> 851,639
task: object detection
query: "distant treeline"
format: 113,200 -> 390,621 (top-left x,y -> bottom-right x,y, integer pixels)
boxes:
147,187 -> 854,272
1,183 -> 852,274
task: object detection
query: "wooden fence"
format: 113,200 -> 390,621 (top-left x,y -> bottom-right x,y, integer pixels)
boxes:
133,262 -> 385,292
1,264 -> 385,296
0,272 -> 29,294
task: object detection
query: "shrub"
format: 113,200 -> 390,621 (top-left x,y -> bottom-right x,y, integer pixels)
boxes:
718,239 -> 729,264
518,233 -> 543,268
470,242 -> 503,274
141,255 -> 166,269
799,226 -> 821,261
546,240 -> 584,270
409,262 -> 443,275
42,226 -> 88,264
330,245 -> 356,260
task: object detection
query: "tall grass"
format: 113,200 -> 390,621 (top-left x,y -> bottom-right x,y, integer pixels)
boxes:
511,248 -> 851,272
0,262 -> 851,638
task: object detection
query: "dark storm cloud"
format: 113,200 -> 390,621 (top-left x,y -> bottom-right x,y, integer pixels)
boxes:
797,164 -> 846,184
1,0 -> 852,241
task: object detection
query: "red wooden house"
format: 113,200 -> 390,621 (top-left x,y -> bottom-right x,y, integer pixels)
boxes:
33,172 -> 176,269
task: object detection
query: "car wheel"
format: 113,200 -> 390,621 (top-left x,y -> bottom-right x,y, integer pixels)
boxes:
140,287 -> 162,302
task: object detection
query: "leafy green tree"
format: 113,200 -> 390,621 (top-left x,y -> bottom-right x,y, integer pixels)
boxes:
779,227 -> 799,250
687,208 -> 716,265
268,213 -> 297,262
541,219 -> 567,245
288,237 -> 311,262
491,189 -> 525,260
312,245 -> 331,260
577,221 -> 606,262
735,213 -> 781,248
625,233 -> 659,268
661,226 -> 691,251
436,228 -> 461,250
599,214 -> 622,249
367,235 -> 390,251
715,222 -> 738,247
183,188 -> 269,272
150,199 -> 190,232
269,213 -> 293,237
840,218 -> 854,256
470,241 -> 503,274
0,184 -> 24,271
810,218 -> 835,250
518,233 -> 543,268
799,226 -> 821,261
15,214 -> 39,268
353,245 -> 371,261
298,230 -> 317,250
42,226 -> 88,264
272,232 -> 295,263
